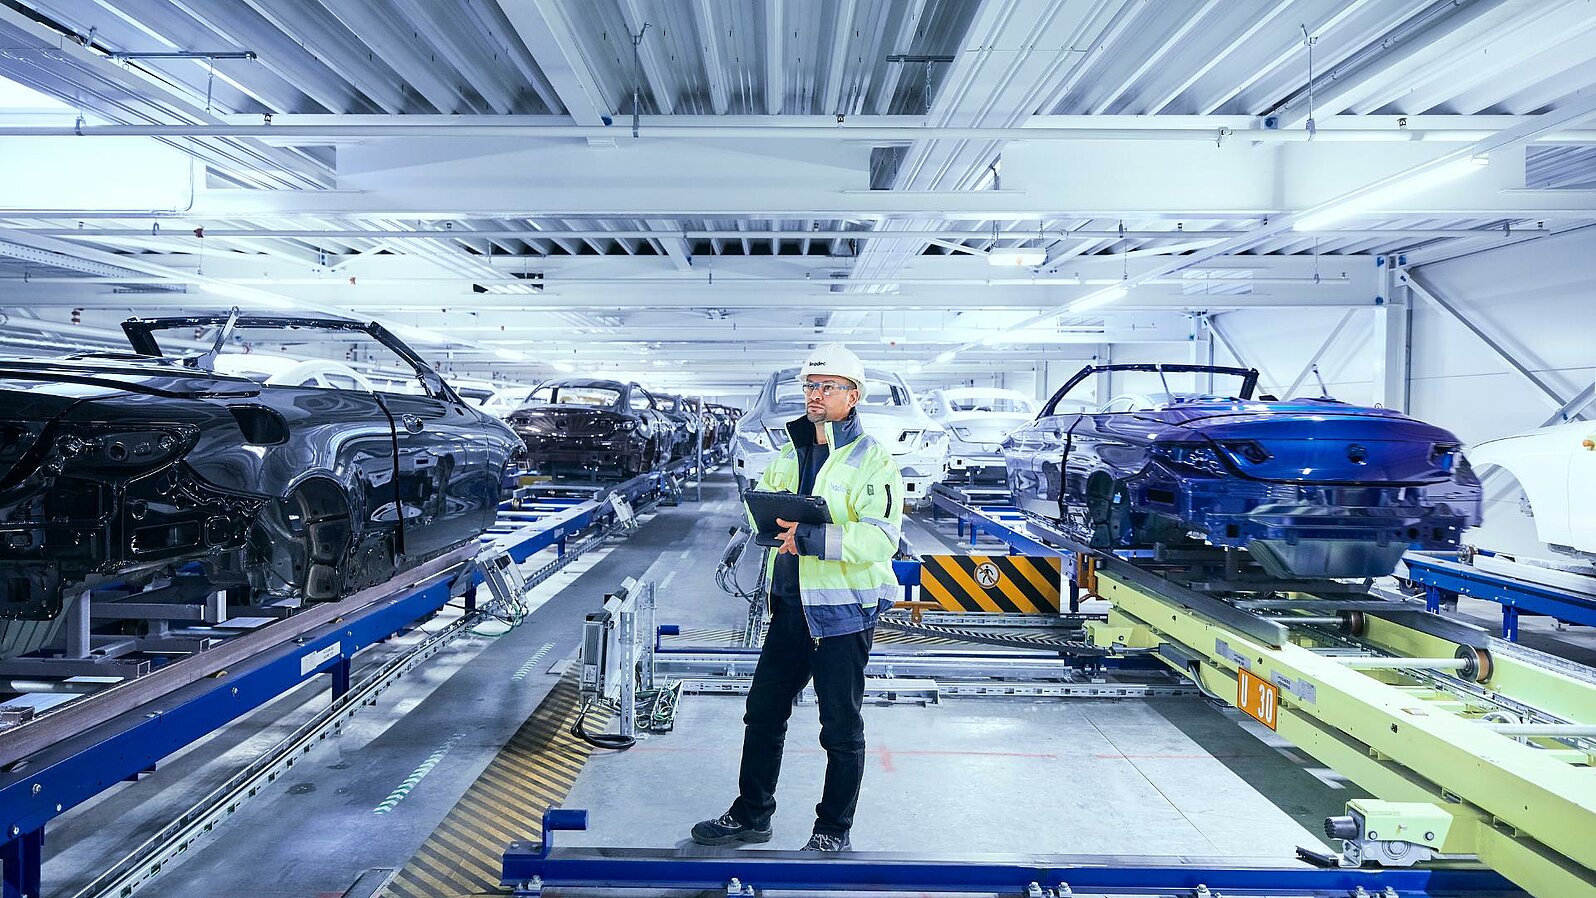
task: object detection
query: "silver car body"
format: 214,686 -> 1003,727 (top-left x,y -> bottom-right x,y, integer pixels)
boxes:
922,387 -> 1039,481
733,366 -> 948,504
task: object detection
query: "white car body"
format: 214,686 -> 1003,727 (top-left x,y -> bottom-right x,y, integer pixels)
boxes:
734,366 -> 948,504
211,353 -> 375,391
1468,418 -> 1596,558
922,387 -> 1038,481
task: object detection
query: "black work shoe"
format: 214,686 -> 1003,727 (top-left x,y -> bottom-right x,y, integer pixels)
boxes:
800,832 -> 852,852
691,813 -> 773,846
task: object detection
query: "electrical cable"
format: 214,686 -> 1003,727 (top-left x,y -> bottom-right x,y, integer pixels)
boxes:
571,699 -> 635,750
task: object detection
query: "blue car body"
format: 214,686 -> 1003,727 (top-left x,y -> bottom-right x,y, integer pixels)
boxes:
1004,364 -> 1481,579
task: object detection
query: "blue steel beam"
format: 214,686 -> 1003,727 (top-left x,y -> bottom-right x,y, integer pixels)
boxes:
1404,552 -> 1596,641
0,502 -> 608,896
502,810 -> 1523,896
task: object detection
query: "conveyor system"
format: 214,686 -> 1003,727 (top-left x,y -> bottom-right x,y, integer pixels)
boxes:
503,491 -> 1596,897
0,489 -> 649,898
1404,549 -> 1596,640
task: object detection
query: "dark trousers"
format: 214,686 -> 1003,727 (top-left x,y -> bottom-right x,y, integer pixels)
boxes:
729,594 -> 873,837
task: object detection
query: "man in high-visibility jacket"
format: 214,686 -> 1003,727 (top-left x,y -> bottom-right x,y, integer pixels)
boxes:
691,344 -> 904,852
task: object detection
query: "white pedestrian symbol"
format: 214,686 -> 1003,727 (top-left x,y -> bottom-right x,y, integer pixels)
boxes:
975,562 -> 1001,588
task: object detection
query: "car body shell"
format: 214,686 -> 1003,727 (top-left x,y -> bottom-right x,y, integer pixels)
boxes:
654,394 -> 703,461
734,367 -> 948,504
506,378 -> 673,478
923,387 -> 1049,482
1468,418 -> 1596,558
0,314 -> 520,642
1004,363 -> 1482,579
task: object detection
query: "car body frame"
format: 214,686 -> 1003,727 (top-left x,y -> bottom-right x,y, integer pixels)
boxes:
0,312 -> 520,639
1004,363 -> 1481,579
506,378 -> 673,478
923,387 -> 1045,482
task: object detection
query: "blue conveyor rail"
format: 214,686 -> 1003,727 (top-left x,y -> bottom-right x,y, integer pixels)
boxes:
0,499 -> 608,898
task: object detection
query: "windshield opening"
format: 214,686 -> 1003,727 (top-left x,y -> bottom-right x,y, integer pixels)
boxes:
948,394 -> 1033,414
529,385 -> 622,408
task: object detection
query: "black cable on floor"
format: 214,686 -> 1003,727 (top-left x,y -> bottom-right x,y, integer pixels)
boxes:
571,699 -> 636,750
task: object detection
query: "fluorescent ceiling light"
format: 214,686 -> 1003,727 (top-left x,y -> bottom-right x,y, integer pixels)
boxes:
549,360 -> 575,373
1293,155 -> 1489,232
934,350 -> 956,364
493,348 -> 527,362
981,332 -> 1008,346
1068,283 -> 1129,313
987,248 -> 1047,268
907,362 -> 924,374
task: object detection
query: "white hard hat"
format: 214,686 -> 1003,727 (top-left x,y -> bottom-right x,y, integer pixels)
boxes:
799,343 -> 867,399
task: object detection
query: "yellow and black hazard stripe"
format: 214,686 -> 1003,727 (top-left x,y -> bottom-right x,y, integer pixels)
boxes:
918,554 -> 1062,614
382,672 -> 604,898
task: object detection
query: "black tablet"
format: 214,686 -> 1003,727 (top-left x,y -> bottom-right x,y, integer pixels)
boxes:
743,490 -> 832,547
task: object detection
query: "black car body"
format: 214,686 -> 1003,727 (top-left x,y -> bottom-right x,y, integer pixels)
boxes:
0,313 -> 521,632
655,394 -> 702,460
507,379 -> 673,478
1005,363 -> 1481,579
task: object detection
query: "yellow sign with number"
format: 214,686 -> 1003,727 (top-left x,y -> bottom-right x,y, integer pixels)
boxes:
1237,666 -> 1279,730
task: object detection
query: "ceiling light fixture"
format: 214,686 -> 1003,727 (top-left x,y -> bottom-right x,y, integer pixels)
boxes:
934,350 -> 956,364
1293,154 -> 1490,232
549,359 -> 575,373
986,248 -> 1047,267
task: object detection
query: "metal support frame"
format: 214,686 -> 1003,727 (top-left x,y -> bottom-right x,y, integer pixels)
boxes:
1405,551 -> 1596,641
1097,568 -> 1596,897
1282,307 -> 1359,399
1372,255 -> 1412,411
1403,268 -> 1591,426
502,810 -> 1520,897
579,578 -> 656,740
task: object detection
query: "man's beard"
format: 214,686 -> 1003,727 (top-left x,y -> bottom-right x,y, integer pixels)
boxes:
805,405 -> 827,423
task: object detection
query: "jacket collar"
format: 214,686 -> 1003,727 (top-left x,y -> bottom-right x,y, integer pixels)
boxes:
786,409 -> 863,451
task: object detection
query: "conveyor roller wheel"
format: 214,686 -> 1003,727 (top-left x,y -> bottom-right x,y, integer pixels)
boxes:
1455,644 -> 1493,683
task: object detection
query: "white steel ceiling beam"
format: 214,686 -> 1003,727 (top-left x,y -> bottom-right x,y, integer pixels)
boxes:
492,0 -> 611,125
765,0 -> 784,115
21,226 -> 1540,241
388,0 -> 523,114
0,4 -> 332,189
821,0 -> 858,116
316,0 -> 468,113
616,0 -> 675,115
691,0 -> 730,115
235,0 -> 410,114
873,0 -> 928,116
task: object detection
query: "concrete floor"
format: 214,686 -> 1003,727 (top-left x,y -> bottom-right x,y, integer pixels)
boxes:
35,472 -> 1596,897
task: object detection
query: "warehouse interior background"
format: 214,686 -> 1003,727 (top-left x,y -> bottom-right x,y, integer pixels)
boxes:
3,1 -> 1596,895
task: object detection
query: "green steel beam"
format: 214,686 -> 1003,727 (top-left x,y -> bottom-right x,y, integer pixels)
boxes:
1095,572 -> 1596,898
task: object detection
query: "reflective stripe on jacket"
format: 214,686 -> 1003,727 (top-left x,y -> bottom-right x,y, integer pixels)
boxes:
754,410 -> 905,638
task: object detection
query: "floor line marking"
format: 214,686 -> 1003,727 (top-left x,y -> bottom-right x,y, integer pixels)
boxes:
373,732 -> 465,815
511,643 -> 556,682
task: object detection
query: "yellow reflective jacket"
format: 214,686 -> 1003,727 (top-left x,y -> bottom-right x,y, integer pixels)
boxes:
753,411 -> 904,637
